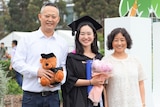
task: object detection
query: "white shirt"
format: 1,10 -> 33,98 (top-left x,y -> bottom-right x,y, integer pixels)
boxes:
12,29 -> 69,92
11,46 -> 16,63
102,55 -> 146,107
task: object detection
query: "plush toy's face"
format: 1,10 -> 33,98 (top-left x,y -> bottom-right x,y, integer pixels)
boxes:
40,53 -> 57,69
40,57 -> 57,69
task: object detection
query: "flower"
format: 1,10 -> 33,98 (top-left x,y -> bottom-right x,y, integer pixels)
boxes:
92,59 -> 113,73
88,59 -> 113,106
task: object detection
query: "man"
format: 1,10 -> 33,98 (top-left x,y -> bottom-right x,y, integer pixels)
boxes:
0,42 -> 6,60
12,3 -> 68,107
9,40 -> 23,87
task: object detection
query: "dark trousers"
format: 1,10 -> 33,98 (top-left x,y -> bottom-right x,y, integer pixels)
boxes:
15,71 -> 23,87
22,91 -> 60,107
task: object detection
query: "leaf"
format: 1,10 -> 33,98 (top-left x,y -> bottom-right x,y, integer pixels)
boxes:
137,0 -> 151,17
119,0 -> 135,16
152,0 -> 160,18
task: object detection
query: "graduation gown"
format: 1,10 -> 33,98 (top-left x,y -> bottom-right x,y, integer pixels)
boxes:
61,52 -> 103,107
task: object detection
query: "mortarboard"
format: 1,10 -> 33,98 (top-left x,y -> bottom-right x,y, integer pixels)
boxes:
68,15 -> 102,36
41,53 -> 56,59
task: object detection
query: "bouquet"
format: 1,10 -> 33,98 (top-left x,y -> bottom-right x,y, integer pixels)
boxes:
88,59 -> 113,106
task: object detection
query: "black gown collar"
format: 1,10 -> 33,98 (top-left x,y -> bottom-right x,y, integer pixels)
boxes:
68,52 -> 103,61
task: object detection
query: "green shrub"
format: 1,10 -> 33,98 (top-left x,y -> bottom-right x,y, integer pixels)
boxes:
0,66 -> 11,104
0,60 -> 15,78
0,60 -> 10,71
0,60 -> 22,95
7,79 -> 23,95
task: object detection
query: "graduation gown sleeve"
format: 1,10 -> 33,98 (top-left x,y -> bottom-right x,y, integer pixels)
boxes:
62,55 -> 78,93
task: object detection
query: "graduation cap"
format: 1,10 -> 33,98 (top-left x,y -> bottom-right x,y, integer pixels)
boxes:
41,53 -> 56,59
68,15 -> 102,36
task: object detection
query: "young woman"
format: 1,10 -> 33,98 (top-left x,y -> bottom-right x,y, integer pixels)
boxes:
62,16 -> 108,107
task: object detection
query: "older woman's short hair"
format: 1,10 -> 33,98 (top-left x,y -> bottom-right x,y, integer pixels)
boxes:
107,27 -> 133,50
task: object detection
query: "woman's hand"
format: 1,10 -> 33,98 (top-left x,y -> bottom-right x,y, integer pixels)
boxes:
90,76 -> 105,85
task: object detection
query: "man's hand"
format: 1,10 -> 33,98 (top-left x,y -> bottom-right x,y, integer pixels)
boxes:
38,68 -> 54,80
9,64 -> 12,71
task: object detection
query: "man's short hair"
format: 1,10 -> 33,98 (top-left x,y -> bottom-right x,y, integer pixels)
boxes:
12,40 -> 18,46
40,2 -> 59,14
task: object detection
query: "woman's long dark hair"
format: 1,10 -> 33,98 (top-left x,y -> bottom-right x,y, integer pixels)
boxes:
75,21 -> 99,54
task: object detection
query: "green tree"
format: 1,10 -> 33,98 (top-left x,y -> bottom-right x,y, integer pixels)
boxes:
72,0 -> 120,32
5,0 -> 50,32
27,0 -> 46,31
105,0 -> 120,17
73,0 -> 120,18
72,0 -> 90,18
0,0 -> 9,39
5,0 -> 30,32
0,16 -> 5,39
85,0 -> 110,28
55,0 -> 68,29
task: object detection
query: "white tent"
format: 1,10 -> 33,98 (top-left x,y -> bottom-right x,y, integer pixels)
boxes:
0,30 -> 75,53
56,30 -> 75,52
